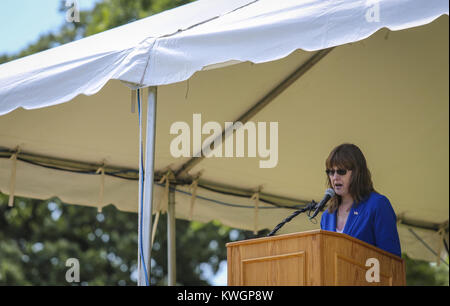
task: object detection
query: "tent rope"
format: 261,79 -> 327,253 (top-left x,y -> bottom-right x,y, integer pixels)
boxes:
8,147 -> 20,207
251,186 -> 263,234
188,178 -> 198,220
151,170 -> 173,246
436,222 -> 448,266
159,170 -> 174,213
188,172 -> 203,220
96,162 -> 106,213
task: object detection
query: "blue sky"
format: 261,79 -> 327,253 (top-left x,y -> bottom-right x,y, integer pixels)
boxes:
0,0 -> 100,55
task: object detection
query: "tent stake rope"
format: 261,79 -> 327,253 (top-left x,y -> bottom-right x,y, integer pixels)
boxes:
96,163 -> 106,212
168,185 -> 176,286
8,147 -> 19,207
188,174 -> 201,220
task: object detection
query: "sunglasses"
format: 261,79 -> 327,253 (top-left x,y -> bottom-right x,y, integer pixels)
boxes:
326,169 -> 349,176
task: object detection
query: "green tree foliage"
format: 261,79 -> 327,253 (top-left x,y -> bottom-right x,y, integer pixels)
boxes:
0,192 -> 261,285
404,253 -> 449,286
0,193 -> 139,285
0,0 -> 196,65
83,0 -> 195,36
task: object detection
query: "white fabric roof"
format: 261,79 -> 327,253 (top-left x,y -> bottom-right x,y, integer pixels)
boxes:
0,0 -> 447,114
0,0 -> 448,264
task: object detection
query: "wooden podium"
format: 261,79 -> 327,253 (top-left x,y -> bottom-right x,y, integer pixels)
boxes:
226,230 -> 405,286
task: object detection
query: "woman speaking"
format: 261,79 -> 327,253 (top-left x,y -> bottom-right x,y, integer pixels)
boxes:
320,143 -> 402,257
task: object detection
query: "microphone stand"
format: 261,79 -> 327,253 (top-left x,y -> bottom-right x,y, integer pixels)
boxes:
267,200 -> 319,237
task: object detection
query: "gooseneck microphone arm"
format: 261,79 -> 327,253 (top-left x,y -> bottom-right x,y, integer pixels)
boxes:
267,188 -> 335,237
267,201 -> 317,237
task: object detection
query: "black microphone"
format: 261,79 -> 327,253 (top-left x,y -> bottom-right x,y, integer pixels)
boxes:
309,188 -> 335,220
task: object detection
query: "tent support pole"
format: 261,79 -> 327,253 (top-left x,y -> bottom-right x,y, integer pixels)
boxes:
138,86 -> 157,286
167,184 -> 176,285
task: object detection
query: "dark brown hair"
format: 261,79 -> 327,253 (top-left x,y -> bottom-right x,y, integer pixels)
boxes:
325,143 -> 375,213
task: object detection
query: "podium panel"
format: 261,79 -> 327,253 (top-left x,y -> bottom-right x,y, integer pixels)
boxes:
227,230 -> 405,286
241,251 -> 306,285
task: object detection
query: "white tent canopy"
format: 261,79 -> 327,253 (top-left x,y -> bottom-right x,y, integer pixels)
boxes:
0,0 -> 449,283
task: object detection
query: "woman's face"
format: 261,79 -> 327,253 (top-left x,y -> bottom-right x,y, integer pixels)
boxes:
328,167 -> 352,199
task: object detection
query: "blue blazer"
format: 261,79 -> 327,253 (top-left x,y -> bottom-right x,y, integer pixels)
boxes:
320,192 -> 401,257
